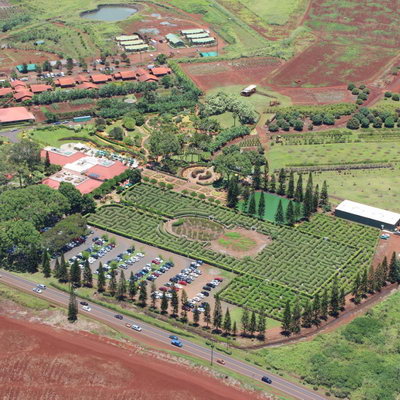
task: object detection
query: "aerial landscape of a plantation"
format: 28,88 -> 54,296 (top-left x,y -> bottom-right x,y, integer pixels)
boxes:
0,0 -> 399,399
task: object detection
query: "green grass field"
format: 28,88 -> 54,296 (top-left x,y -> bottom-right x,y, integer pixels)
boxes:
213,112 -> 236,129
238,191 -> 298,222
28,126 -> 98,147
217,231 -> 256,251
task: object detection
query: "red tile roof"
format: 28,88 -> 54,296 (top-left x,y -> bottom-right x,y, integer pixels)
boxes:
14,85 -> 28,92
0,88 -> 13,97
13,91 -> 33,101
10,80 -> 26,89
138,73 -> 158,82
119,70 -> 136,80
86,161 -> 127,181
56,77 -> 76,87
90,74 -> 111,83
0,107 -> 35,123
40,149 -> 86,166
135,68 -> 148,76
30,84 -> 52,94
42,177 -> 103,194
77,82 -> 99,90
151,67 -> 171,76
76,75 -> 90,83
113,72 -> 122,79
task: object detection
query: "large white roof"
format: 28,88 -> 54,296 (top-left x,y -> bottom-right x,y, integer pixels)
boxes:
336,200 -> 400,225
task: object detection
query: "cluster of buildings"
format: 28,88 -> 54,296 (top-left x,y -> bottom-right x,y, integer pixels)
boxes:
116,35 -> 149,52
166,28 -> 215,48
0,66 -> 172,103
41,144 -> 135,194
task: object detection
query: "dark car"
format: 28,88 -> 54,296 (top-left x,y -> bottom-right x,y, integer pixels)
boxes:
261,376 -> 272,384
201,291 -> 210,297
114,314 -> 123,320
169,335 -> 179,340
202,286 -> 211,291
80,301 -> 89,306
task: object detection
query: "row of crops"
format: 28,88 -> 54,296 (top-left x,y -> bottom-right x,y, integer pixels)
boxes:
88,184 -> 379,319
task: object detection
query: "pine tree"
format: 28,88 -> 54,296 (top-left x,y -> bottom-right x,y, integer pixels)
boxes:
277,168 -> 286,195
303,175 -> 314,220
213,297 -> 223,331
41,251 -> 51,278
389,251 -> 400,283
248,191 -> 256,215
67,287 -> 78,323
381,256 -> 388,285
227,176 -> 239,209
294,202 -> 302,220
286,201 -> 295,225
83,260 -> 93,288
258,191 -> 265,219
171,290 -> 179,316
232,321 -> 237,336
53,258 -> 61,278
253,163 -> 261,190
375,263 -> 385,292
128,272 -> 137,300
291,299 -> 302,334
360,267 -> 368,296
339,287 -> 346,310
249,311 -> 257,336
242,185 -> 250,212
180,289 -> 188,321
294,174 -> 303,202
367,264 -> 375,293
287,171 -> 294,198
275,200 -> 285,224
203,303 -> 211,327
150,282 -> 157,309
108,270 -> 117,297
330,276 -> 339,316
161,291 -> 169,314
223,308 -> 232,335
263,161 -> 269,191
97,262 -> 106,293
116,270 -> 127,301
257,308 -> 266,339
282,301 -> 291,334
270,174 -> 276,193
320,180 -> 329,207
313,184 -> 319,212
58,255 -> 69,283
302,299 -> 313,328
193,306 -> 200,326
70,260 -> 81,287
139,281 -> 148,307
312,293 -> 320,323
320,288 -> 329,320
241,308 -> 249,335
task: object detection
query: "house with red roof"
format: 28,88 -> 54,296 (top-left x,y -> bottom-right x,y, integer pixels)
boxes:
0,107 -> 35,124
90,74 -> 112,84
118,70 -> 137,80
14,91 -> 33,102
151,67 -> 171,77
138,73 -> 159,83
55,77 -> 76,88
30,84 -> 53,94
76,75 -> 90,83
40,148 -> 86,166
0,88 -> 13,97
77,82 -> 99,90
10,80 -> 26,89
135,68 -> 148,77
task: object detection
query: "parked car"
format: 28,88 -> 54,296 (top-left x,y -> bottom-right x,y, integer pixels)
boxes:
202,286 -> 211,291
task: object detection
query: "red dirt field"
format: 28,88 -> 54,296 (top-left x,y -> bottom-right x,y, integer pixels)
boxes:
181,58 -> 282,91
0,316 -> 264,400
0,49 -> 55,74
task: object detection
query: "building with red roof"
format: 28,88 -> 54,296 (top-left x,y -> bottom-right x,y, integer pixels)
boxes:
138,73 -> 158,83
76,75 -> 90,83
55,77 -> 76,87
0,107 -> 35,124
135,68 -> 148,76
40,148 -> 86,166
30,84 -> 53,94
118,70 -> 137,80
77,82 -> 99,90
10,80 -> 26,89
0,88 -> 13,97
13,91 -> 33,102
42,176 -> 102,194
86,160 -> 127,181
90,74 -> 111,84
151,67 -> 171,76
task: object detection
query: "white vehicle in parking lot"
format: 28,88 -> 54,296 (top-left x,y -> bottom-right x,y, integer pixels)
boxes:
165,293 -> 173,299
88,257 -> 95,264
196,293 -> 205,299
131,324 -> 142,331
82,305 -> 91,312
193,297 -> 201,302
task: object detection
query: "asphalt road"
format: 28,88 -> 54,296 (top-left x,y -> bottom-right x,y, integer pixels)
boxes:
0,270 -> 327,400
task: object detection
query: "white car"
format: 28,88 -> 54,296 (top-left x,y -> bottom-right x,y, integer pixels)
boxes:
37,284 -> 46,290
32,287 -> 42,293
175,284 -> 183,289
196,293 -> 205,299
198,307 -> 205,312
193,297 -> 201,302
82,305 -> 91,312
131,324 -> 142,332
165,293 -> 173,299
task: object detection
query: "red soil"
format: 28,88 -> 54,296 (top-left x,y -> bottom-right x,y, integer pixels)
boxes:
0,316 -> 261,400
181,58 -> 282,91
0,49 -> 55,74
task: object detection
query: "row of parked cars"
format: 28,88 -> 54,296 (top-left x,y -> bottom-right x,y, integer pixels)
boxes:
146,260 -> 174,282
69,238 -> 116,267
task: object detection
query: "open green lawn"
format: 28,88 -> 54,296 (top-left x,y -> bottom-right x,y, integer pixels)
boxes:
238,191 -> 299,222
29,126 -> 97,147
313,166 -> 400,212
213,112 -> 236,129
218,231 -> 256,251
268,141 -> 400,170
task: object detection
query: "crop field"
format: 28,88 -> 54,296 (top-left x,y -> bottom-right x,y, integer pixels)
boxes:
87,183 -> 378,319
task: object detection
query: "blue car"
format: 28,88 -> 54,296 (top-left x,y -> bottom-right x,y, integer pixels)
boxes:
261,376 -> 272,384
171,339 -> 183,348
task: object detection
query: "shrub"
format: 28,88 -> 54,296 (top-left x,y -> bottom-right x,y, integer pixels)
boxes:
182,189 -> 188,195
190,191 -> 197,197
150,178 -> 157,184
392,94 -> 399,101
384,91 -> 392,98
347,83 -> 355,90
351,88 -> 360,95
172,218 -> 184,227
158,181 -> 166,188
199,193 -> 206,199
166,183 -> 173,189
143,176 -> 150,182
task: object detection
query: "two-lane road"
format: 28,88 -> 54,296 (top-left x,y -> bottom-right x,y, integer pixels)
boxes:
0,270 -> 327,400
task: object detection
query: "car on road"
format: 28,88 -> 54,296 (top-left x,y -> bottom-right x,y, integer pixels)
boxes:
37,284 -> 46,290
80,301 -> 89,306
114,314 -> 123,320
171,339 -> 183,347
216,359 -> 225,365
131,324 -> 142,332
169,335 -> 179,340
125,323 -> 131,328
82,305 -> 91,312
32,287 -> 42,293
261,376 -> 272,384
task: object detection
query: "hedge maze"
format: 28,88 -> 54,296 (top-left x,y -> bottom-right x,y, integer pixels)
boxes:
87,183 -> 379,320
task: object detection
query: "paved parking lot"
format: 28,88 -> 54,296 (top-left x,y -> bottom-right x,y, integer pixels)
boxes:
58,226 -> 230,309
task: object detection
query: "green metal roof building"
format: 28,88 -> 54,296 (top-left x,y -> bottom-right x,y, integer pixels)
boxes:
181,28 -> 205,36
185,32 -> 210,39
165,33 -> 184,47
16,64 -> 37,73
125,44 -> 149,52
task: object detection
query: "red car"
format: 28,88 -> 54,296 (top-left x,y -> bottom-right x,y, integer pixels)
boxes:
178,280 -> 187,286
159,286 -> 168,292
215,277 -> 224,282
152,259 -> 161,265
170,287 -> 180,292
153,272 -> 161,277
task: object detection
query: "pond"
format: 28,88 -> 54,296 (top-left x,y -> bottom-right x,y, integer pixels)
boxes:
81,5 -> 138,22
